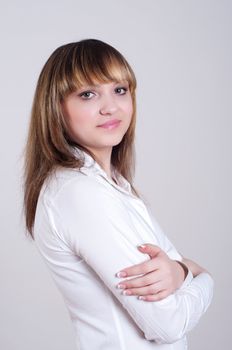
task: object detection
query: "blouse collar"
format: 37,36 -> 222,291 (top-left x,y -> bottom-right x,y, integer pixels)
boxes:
72,147 -> 133,196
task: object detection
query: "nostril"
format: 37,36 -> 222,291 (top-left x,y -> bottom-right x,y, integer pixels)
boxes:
100,105 -> 118,115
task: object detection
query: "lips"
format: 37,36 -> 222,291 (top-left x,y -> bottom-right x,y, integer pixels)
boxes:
98,119 -> 121,127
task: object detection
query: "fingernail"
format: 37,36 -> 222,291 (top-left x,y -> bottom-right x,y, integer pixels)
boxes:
116,271 -> 127,278
138,245 -> 146,249
123,290 -> 132,295
138,296 -> 145,300
117,284 -> 126,289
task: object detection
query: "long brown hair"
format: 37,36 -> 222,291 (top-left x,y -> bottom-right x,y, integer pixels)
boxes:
24,38 -> 140,238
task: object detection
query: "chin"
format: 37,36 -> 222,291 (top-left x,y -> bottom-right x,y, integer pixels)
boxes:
101,133 -> 125,146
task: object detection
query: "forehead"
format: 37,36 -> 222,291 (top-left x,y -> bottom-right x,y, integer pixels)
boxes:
61,56 -> 135,97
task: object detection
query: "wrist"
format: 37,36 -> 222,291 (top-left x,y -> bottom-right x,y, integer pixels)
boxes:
182,258 -> 206,277
175,260 -> 189,281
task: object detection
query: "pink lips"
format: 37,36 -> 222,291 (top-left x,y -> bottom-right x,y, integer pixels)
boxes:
98,119 -> 121,129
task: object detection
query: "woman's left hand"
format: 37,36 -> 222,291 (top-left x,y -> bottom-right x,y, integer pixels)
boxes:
115,244 -> 186,301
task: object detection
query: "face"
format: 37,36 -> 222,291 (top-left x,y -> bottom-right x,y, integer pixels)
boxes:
62,80 -> 133,157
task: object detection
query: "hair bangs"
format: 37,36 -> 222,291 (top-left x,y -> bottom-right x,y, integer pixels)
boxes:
59,44 -> 136,98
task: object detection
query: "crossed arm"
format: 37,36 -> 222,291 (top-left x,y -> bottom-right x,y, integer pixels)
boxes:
114,243 -> 209,302
51,177 -> 214,344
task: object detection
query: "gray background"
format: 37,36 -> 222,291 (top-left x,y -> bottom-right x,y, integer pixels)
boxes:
0,0 -> 231,349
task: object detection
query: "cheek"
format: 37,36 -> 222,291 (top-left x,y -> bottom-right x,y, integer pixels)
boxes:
125,101 -> 133,121
66,106 -> 94,130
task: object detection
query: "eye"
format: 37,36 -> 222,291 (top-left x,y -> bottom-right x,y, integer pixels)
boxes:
115,86 -> 128,95
79,91 -> 95,100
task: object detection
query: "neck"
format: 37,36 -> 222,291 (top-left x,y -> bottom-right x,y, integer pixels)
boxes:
87,147 -> 113,180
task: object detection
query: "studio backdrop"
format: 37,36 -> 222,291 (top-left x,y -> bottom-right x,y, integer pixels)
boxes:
0,1 -> 231,349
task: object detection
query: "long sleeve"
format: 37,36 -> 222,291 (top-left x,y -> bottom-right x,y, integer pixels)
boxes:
48,176 -> 214,345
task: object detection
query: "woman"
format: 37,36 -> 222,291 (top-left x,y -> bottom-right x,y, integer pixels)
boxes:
24,38 -> 214,349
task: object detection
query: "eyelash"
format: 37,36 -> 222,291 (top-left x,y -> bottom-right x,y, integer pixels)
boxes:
79,87 -> 128,100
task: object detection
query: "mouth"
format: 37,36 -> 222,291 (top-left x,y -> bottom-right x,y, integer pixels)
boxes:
97,119 -> 121,129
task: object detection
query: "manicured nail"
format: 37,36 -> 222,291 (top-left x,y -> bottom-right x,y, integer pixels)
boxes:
117,284 -> 126,289
116,271 -> 127,278
123,290 -> 132,295
138,245 -> 146,249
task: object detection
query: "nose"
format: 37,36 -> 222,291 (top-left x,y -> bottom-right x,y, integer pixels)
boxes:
99,94 -> 118,116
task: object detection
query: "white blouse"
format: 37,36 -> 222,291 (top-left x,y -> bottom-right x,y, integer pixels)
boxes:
34,148 -> 214,350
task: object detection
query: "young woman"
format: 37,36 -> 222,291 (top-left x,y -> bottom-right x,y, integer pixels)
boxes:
24,39 -> 214,349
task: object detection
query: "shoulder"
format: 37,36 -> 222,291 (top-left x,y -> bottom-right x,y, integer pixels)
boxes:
40,167 -> 115,208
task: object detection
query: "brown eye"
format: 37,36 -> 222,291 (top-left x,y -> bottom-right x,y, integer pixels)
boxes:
115,87 -> 128,95
79,91 -> 94,99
